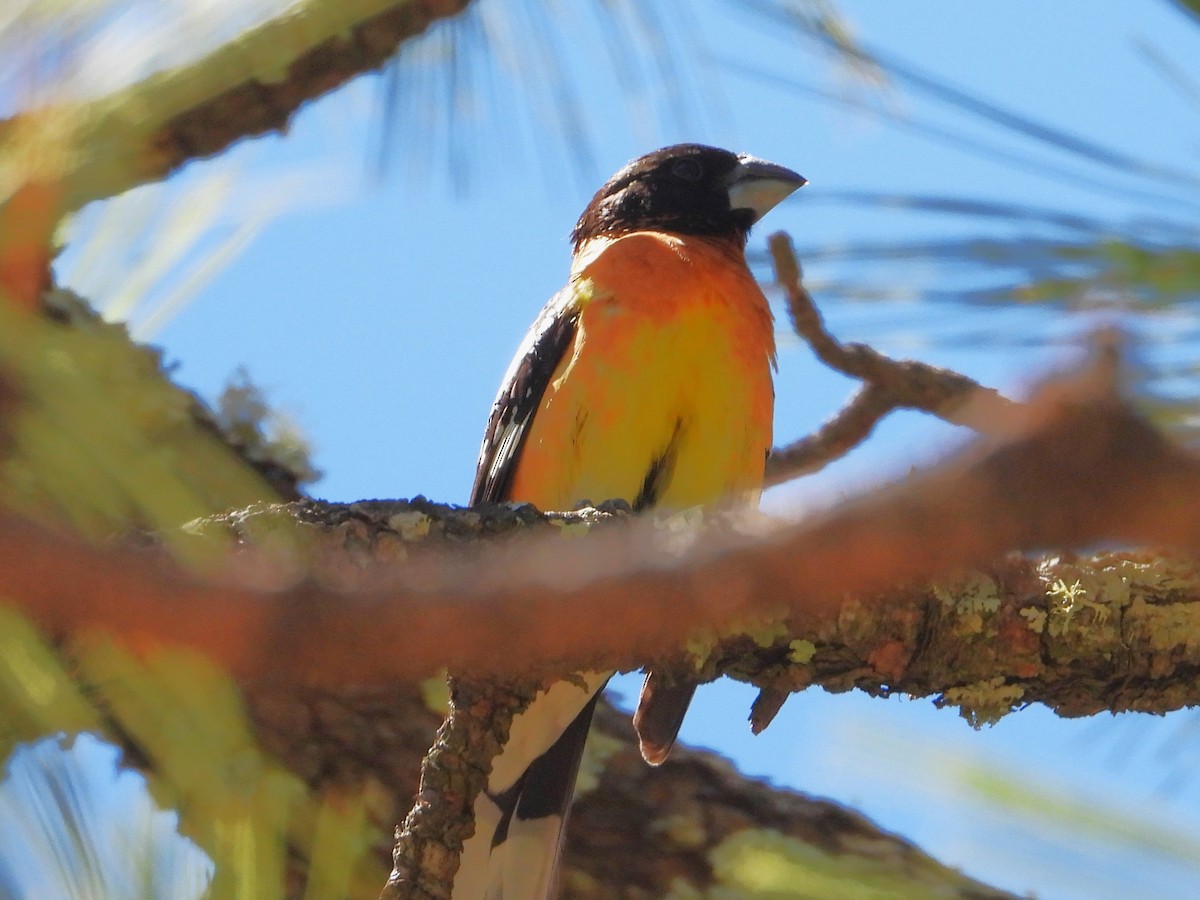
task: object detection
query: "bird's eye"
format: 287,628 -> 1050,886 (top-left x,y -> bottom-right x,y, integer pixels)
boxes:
672,159 -> 703,181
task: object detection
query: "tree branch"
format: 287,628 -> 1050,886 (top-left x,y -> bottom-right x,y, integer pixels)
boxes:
0,0 -> 474,215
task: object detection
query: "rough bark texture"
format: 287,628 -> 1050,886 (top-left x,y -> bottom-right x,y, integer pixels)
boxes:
380,675 -> 546,900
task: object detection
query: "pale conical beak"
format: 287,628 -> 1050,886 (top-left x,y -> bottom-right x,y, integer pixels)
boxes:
724,154 -> 807,224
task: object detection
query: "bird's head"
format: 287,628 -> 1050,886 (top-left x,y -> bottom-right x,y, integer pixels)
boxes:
571,143 -> 805,251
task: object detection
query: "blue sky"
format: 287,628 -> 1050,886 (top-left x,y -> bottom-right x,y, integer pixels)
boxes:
39,1 -> 1200,897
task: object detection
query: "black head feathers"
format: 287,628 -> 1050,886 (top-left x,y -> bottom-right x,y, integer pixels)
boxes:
571,144 -> 805,250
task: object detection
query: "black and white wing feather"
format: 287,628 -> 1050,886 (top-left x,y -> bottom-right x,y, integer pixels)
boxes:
470,289 -> 579,505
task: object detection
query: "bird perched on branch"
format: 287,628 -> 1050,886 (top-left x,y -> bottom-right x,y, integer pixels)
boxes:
454,143 -> 805,899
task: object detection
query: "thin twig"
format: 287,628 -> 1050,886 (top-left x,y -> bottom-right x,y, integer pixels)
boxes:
765,231 -> 1020,485
764,383 -> 893,485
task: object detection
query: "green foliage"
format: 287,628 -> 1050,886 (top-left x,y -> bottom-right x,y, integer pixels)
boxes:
0,290 -> 277,544
0,607 -> 102,755
217,368 -> 323,492
0,607 -> 388,898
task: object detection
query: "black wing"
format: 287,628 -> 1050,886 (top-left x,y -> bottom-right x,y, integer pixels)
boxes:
470,290 -> 579,505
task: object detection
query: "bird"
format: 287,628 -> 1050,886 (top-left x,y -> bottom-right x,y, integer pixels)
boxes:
452,143 -> 805,900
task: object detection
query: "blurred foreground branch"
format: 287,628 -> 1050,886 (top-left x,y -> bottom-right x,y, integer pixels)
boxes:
0,0 -> 475,215
4,358 -> 1200,724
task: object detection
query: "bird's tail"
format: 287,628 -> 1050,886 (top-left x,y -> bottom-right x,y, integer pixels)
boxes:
632,669 -> 696,765
451,674 -> 608,900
